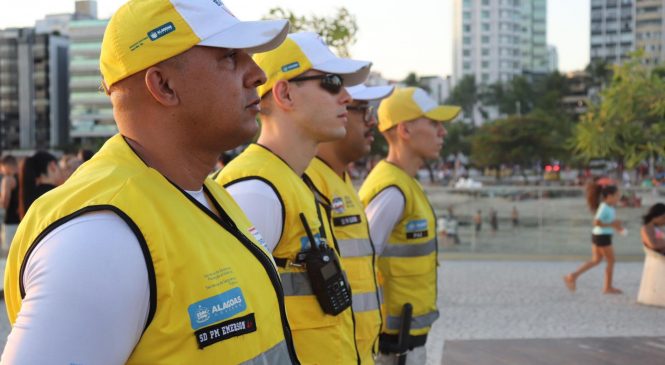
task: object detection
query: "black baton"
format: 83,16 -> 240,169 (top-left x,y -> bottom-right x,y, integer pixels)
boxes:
395,303 -> 413,365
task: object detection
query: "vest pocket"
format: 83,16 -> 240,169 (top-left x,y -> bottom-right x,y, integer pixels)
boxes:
285,296 -> 341,329
384,255 -> 435,277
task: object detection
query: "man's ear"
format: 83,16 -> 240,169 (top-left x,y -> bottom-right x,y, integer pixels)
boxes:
271,80 -> 295,111
396,122 -> 411,140
144,66 -> 180,107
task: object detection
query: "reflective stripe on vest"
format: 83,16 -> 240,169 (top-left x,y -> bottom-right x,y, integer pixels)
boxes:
385,310 -> 440,331
382,239 -> 436,257
280,272 -> 312,296
242,340 -> 290,365
338,238 -> 374,257
352,291 -> 381,313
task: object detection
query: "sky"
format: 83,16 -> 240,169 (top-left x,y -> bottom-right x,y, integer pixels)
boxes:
0,0 -> 590,80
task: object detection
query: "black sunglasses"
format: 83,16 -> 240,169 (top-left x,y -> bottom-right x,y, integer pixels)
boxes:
289,73 -> 344,94
347,105 -> 374,123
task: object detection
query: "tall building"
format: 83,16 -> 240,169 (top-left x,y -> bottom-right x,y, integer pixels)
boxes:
521,0 -> 549,73
35,0 -> 97,36
590,0 -> 635,65
68,18 -> 115,144
453,0 -> 548,86
0,28 -> 69,151
547,45 -> 559,72
635,0 -> 665,66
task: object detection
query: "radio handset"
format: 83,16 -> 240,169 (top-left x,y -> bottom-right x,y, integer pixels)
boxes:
298,213 -> 352,315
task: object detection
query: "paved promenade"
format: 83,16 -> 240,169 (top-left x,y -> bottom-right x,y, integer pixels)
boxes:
0,259 -> 663,364
426,260 -> 665,365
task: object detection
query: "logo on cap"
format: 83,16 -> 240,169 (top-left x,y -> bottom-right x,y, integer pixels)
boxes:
281,62 -> 301,73
148,22 -> 176,42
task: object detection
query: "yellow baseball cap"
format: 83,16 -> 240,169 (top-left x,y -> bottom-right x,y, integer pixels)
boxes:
377,87 -> 461,132
100,0 -> 289,87
253,32 -> 371,98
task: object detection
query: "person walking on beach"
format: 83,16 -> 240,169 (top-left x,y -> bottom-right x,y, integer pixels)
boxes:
564,179 -> 624,294
511,206 -> 519,229
474,209 -> 482,233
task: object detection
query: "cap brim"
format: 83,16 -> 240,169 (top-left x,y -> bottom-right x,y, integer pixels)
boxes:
347,85 -> 395,101
424,105 -> 462,122
313,58 -> 372,87
198,19 -> 289,53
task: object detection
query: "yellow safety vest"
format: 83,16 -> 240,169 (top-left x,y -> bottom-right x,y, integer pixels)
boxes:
217,144 -> 360,365
305,157 -> 382,364
4,135 -> 298,364
359,160 -> 439,339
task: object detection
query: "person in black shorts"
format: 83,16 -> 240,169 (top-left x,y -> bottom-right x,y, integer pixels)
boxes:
564,179 -> 624,294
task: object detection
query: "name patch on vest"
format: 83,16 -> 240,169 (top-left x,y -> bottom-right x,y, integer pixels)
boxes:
332,196 -> 345,214
188,287 -> 247,330
195,313 -> 257,349
406,219 -> 429,239
333,214 -> 361,227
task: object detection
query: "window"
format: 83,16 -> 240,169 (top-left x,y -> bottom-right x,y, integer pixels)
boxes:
463,49 -> 471,56
482,48 -> 490,56
464,36 -> 472,45
482,23 -> 490,31
482,35 -> 490,43
482,61 -> 490,68
482,10 -> 490,19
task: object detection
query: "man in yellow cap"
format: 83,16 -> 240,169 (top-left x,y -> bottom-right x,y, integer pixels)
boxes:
359,87 -> 460,365
3,1 -> 299,363
216,31 -> 370,364
304,84 -> 394,364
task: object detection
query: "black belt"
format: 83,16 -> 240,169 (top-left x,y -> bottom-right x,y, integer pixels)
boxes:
379,333 -> 428,354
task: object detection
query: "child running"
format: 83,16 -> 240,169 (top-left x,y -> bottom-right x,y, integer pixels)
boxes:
564,178 -> 624,294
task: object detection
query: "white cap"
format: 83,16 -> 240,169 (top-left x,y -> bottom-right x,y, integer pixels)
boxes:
177,0 -> 289,53
101,0 -> 290,87
347,84 -> 395,101
255,32 -> 372,97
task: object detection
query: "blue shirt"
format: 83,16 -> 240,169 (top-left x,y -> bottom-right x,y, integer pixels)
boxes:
592,202 -> 615,235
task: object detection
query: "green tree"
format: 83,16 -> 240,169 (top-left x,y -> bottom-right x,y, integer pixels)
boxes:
470,114 -> 571,168
441,121 -> 474,157
447,75 -> 477,120
585,58 -> 612,89
403,72 -> 419,87
481,76 -> 536,115
264,7 -> 358,57
572,50 -> 665,168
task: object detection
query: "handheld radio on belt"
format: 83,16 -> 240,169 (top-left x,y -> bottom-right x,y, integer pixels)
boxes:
298,212 -> 352,315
